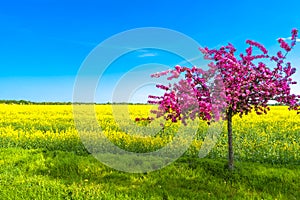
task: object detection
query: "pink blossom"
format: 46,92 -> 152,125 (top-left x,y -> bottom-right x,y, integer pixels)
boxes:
140,28 -> 300,125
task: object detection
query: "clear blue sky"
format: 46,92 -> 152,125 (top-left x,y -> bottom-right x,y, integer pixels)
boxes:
1,0 -> 300,102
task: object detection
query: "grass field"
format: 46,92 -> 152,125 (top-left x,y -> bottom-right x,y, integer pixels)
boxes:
0,104 -> 299,199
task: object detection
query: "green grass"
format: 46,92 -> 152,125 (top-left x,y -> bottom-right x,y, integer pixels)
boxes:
1,105 -> 299,199
0,148 -> 299,199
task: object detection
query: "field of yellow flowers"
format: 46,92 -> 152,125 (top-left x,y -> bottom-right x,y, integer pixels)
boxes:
0,104 -> 299,164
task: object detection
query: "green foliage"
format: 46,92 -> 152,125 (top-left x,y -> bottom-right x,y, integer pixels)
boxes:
0,148 -> 299,199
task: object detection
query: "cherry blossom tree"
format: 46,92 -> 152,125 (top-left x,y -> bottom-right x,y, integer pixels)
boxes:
144,29 -> 300,170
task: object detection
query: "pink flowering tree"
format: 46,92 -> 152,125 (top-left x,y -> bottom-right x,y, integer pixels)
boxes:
143,29 -> 300,170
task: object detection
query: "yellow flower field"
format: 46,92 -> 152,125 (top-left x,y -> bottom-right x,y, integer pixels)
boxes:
0,104 -> 299,164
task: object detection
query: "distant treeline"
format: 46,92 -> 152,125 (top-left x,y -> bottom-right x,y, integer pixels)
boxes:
0,99 -> 285,106
0,100 -> 148,105
0,100 -> 72,105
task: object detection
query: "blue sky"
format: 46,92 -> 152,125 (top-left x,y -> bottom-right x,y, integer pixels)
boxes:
1,0 -> 300,102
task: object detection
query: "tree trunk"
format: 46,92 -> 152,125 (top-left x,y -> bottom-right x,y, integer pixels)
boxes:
227,108 -> 234,170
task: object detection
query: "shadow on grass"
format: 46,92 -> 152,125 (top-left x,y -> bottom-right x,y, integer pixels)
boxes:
1,148 -> 299,199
